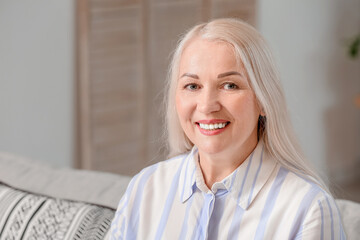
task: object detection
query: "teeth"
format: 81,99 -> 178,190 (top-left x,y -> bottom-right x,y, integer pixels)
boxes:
199,122 -> 228,130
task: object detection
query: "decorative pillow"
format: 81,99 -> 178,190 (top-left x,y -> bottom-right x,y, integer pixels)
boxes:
0,183 -> 114,239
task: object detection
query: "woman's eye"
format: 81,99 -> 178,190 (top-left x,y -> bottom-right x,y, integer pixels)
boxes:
223,83 -> 239,90
185,84 -> 199,91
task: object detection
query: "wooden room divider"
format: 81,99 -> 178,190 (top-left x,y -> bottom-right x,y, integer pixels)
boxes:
76,0 -> 256,175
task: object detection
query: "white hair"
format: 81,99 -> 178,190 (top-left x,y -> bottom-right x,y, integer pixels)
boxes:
164,18 -> 328,191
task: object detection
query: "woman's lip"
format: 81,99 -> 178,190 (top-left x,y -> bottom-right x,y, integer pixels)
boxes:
196,122 -> 229,136
196,119 -> 230,124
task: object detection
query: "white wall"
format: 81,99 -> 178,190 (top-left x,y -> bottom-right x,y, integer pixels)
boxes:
0,0 -> 74,167
258,0 -> 360,183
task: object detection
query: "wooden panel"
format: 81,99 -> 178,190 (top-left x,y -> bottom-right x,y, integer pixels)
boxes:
76,0 -> 256,175
93,121 -> 142,144
145,0 -> 204,162
76,0 -> 92,169
90,0 -> 141,10
93,140 -> 142,174
93,109 -> 139,131
85,0 -> 145,174
211,0 -> 256,25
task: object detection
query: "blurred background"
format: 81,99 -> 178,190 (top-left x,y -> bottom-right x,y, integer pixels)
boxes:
0,0 -> 359,201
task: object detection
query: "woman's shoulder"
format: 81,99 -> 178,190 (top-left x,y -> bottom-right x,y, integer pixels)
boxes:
260,162 -> 335,217
272,165 -> 341,223
262,165 -> 345,238
258,148 -> 330,204
280,169 -> 345,239
272,165 -> 330,201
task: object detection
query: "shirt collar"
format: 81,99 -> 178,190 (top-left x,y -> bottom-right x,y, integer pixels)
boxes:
226,141 -> 277,210
178,140 -> 277,210
178,146 -> 198,203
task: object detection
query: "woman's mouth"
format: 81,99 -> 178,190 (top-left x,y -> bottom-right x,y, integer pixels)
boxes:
198,122 -> 229,130
195,121 -> 230,136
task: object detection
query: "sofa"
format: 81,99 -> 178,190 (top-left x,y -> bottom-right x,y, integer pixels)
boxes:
0,152 -> 359,240
0,152 -> 131,239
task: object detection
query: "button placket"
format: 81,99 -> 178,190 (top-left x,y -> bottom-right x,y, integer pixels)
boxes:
201,193 -> 215,240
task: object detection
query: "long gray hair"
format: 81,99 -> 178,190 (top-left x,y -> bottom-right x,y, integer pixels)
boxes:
164,18 -> 328,191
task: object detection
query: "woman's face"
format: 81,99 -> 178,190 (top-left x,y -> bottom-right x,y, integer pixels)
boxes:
175,38 -> 262,157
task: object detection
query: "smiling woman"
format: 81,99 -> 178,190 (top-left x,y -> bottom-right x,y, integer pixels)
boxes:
109,19 -> 346,240
175,38 -> 262,186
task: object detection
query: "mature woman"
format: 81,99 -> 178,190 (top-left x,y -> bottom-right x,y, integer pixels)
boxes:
110,18 -> 345,239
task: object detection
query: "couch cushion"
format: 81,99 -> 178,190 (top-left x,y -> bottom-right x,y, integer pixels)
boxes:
0,183 -> 114,239
0,151 -> 131,209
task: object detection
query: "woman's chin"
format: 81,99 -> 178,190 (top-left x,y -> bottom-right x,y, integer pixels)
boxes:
196,142 -> 228,156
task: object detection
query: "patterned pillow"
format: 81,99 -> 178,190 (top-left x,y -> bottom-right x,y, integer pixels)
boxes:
0,183 -> 114,240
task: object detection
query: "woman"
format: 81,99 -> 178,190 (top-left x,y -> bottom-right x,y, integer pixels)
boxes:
110,18 -> 345,239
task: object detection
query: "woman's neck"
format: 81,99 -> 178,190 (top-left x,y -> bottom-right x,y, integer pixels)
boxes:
198,143 -> 258,189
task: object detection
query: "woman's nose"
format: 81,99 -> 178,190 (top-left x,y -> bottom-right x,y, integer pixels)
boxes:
197,89 -> 221,114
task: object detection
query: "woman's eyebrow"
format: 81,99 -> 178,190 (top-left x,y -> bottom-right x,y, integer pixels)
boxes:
180,73 -> 199,79
180,71 -> 242,79
217,71 -> 243,78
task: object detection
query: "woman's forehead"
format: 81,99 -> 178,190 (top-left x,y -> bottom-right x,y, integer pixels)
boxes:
179,38 -> 244,72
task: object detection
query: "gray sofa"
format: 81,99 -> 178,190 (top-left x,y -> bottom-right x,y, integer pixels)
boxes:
0,152 -> 359,239
0,152 -> 130,239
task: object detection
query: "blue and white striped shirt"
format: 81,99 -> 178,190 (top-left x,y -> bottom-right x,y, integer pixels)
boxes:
110,141 -> 346,239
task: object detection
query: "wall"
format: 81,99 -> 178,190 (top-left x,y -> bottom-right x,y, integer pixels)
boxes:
258,0 -> 360,183
0,0 -> 74,167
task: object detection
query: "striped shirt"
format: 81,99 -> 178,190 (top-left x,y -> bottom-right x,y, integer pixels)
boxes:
110,141 -> 346,239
